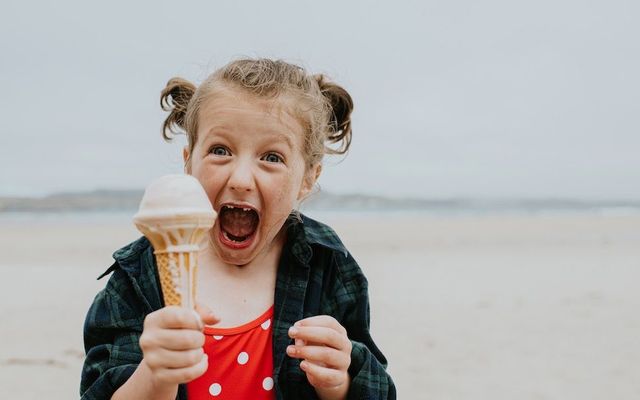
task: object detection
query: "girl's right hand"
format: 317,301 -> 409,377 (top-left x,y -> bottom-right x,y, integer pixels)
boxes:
139,303 -> 219,388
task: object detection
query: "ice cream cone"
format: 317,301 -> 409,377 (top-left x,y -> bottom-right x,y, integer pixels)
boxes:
133,175 -> 216,308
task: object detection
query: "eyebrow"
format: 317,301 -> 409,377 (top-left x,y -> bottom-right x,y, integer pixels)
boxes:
263,132 -> 295,150
203,126 -> 296,150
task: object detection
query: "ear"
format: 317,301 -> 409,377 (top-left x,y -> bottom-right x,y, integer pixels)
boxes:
297,163 -> 322,200
183,146 -> 191,174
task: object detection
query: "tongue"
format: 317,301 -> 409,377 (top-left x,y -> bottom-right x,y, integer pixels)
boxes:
220,208 -> 258,238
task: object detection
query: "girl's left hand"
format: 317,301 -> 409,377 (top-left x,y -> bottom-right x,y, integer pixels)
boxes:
287,315 -> 352,392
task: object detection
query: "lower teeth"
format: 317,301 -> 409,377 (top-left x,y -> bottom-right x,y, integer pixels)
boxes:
224,231 -> 248,242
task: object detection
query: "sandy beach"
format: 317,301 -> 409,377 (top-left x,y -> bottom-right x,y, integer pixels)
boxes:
1,211 -> 639,399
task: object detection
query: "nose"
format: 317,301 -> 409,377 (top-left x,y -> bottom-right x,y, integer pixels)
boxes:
228,158 -> 255,193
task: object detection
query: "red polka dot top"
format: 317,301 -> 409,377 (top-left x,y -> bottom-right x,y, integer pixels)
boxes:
187,305 -> 275,399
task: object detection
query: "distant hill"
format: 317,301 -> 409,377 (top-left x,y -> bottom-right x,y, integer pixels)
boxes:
0,190 -> 639,214
0,190 -> 143,212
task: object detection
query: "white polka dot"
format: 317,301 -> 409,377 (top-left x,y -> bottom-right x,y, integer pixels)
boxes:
213,335 -> 223,340
262,377 -> 274,391
209,383 -> 222,396
261,319 -> 271,330
237,351 -> 249,365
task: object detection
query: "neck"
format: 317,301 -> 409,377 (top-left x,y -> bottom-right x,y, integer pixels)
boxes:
199,228 -> 286,278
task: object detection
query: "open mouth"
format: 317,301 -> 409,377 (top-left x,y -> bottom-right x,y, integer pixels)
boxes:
218,204 -> 260,247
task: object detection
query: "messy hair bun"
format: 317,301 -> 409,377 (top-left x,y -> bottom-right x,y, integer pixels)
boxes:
315,74 -> 354,155
160,77 -> 197,141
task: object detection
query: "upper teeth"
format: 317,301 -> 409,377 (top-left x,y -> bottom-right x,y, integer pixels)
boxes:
223,205 -> 253,212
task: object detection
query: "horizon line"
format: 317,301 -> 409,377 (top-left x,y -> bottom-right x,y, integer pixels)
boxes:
1,188 -> 639,205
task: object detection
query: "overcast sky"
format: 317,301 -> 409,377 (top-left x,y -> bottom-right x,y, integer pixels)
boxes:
1,0 -> 638,200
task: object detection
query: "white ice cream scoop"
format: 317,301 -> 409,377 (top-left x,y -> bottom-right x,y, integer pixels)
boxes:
133,174 -> 216,308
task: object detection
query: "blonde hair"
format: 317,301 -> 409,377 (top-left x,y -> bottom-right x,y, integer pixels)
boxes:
160,58 -> 353,169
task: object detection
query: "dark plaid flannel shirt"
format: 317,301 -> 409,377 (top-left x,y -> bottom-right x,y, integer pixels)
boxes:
81,213 -> 396,399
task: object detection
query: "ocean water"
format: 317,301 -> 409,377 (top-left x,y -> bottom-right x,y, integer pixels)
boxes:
0,210 -> 136,224
1,204 -> 640,225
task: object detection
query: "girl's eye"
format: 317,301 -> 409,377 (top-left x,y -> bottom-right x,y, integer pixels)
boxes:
210,146 -> 230,156
262,153 -> 283,163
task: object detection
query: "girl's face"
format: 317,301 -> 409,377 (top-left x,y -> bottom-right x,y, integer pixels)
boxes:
186,88 -> 319,266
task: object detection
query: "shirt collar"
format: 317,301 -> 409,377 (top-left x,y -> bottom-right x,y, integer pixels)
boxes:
99,211 -> 348,279
286,212 -> 349,266
97,236 -> 152,280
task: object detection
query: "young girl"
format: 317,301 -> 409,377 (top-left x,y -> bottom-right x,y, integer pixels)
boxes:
81,58 -> 395,400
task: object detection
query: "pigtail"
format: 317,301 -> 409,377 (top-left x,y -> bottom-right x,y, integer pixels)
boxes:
314,74 -> 354,155
160,77 -> 197,141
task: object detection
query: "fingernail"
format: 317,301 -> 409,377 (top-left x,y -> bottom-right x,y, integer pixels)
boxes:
288,327 -> 298,336
286,345 -> 296,355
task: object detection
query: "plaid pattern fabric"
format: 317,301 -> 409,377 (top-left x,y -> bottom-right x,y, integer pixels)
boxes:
81,213 -> 396,399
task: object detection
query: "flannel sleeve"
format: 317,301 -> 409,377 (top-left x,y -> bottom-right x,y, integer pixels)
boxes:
80,268 -> 145,400
340,253 -> 397,400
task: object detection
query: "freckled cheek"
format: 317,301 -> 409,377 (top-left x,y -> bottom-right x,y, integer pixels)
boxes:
264,184 -> 287,207
263,177 -> 297,212
195,169 -> 226,202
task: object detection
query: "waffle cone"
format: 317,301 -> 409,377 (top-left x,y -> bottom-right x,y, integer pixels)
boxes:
155,251 -> 197,307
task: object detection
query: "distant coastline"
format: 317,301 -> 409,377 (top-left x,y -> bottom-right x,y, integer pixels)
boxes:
1,189 -> 639,215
